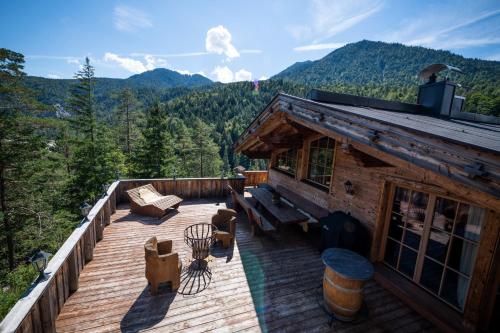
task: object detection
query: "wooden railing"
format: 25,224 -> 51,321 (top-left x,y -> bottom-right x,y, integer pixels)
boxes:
242,170 -> 268,187
0,176 -> 245,333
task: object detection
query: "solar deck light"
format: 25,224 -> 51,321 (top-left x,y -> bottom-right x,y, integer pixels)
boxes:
344,181 -> 354,196
30,250 -> 51,280
115,170 -> 121,180
80,201 -> 92,219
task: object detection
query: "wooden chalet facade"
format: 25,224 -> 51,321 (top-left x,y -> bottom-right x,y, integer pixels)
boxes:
235,89 -> 500,332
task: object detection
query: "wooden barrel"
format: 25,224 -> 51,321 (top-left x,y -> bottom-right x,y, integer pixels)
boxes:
322,248 -> 374,321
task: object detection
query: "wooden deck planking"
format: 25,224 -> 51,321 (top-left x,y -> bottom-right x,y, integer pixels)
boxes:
55,199 -> 436,333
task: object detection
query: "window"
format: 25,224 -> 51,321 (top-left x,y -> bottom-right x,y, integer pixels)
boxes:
306,137 -> 335,188
384,186 -> 485,312
275,149 -> 297,176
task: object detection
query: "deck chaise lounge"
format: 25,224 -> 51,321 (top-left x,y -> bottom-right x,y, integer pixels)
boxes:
126,184 -> 183,218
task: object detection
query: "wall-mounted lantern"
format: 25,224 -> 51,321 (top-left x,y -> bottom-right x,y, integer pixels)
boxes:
344,180 -> 355,196
30,250 -> 52,280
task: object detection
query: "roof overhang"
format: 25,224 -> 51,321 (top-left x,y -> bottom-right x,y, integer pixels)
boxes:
235,93 -> 500,200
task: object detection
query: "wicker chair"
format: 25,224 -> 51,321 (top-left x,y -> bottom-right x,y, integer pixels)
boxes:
212,209 -> 237,248
127,184 -> 183,218
144,237 -> 181,295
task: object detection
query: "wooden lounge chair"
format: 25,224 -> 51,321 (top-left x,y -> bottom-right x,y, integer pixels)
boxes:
212,209 -> 237,248
127,184 -> 183,218
144,237 -> 181,295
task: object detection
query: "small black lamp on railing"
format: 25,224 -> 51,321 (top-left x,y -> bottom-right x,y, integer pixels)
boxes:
30,250 -> 52,281
115,170 -> 121,180
344,180 -> 355,197
80,201 -> 92,221
101,183 -> 110,198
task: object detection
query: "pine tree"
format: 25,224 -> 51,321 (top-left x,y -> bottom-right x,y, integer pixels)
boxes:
132,102 -> 174,178
115,88 -> 139,173
0,49 -> 44,270
190,119 -> 222,177
67,58 -> 121,205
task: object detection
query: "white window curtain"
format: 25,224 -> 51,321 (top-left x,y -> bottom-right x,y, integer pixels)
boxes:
457,206 -> 485,309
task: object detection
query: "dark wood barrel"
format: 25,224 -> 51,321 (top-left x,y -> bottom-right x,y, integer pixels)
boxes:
322,248 -> 374,321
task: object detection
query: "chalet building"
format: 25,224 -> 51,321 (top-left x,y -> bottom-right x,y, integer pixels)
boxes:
235,72 -> 500,332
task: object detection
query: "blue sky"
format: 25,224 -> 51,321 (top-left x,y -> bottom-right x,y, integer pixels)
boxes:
1,0 -> 499,82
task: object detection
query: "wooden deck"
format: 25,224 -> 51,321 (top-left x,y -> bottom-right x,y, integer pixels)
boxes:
55,199 -> 437,333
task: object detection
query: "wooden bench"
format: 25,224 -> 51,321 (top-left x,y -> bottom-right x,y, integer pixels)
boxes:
227,185 -> 276,234
276,185 -> 329,220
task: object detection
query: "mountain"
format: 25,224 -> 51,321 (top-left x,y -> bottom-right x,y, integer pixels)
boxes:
23,68 -> 213,110
126,68 -> 212,88
273,40 -> 500,96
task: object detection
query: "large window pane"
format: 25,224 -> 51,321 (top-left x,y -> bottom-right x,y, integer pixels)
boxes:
384,238 -> 400,268
307,137 -> 335,188
420,258 -> 444,293
441,269 -> 469,310
388,213 -> 405,241
433,197 -> 457,232
447,237 -> 478,276
404,227 -> 422,250
276,149 -> 297,176
392,187 -> 410,215
454,203 -> 484,242
399,246 -> 417,278
426,229 -> 450,263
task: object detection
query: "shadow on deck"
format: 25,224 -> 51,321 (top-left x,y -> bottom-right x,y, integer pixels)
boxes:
55,199 -> 436,333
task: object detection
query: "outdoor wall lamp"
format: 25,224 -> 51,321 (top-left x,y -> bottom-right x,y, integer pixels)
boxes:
344,180 -> 355,196
80,201 -> 92,219
30,250 -> 52,280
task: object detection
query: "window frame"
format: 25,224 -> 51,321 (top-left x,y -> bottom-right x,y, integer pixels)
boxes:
381,183 -> 486,313
304,136 -> 336,191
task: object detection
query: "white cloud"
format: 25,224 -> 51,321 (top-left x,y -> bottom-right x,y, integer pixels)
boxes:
259,76 -> 268,81
205,25 -> 240,59
211,66 -> 234,83
287,0 -> 383,42
103,53 -> 170,73
234,69 -> 252,81
294,42 -> 345,52
104,52 -> 148,73
113,5 -> 152,32
46,74 -> 60,79
175,69 -> 193,75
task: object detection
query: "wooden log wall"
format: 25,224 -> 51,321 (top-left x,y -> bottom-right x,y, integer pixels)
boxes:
0,181 -> 117,333
117,177 -> 246,203
242,171 -> 268,187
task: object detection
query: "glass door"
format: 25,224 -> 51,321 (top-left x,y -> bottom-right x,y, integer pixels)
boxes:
383,185 -> 485,312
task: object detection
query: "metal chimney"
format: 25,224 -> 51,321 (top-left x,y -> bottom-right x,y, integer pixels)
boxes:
417,64 -> 464,117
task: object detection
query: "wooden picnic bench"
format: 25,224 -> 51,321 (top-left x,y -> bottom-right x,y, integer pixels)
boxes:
276,185 -> 329,220
227,185 -> 276,234
247,188 -> 309,225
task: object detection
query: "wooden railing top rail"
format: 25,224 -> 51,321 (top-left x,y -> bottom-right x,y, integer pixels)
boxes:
0,181 -> 120,333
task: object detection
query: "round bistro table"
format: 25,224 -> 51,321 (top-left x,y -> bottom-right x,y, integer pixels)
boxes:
321,248 -> 374,321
